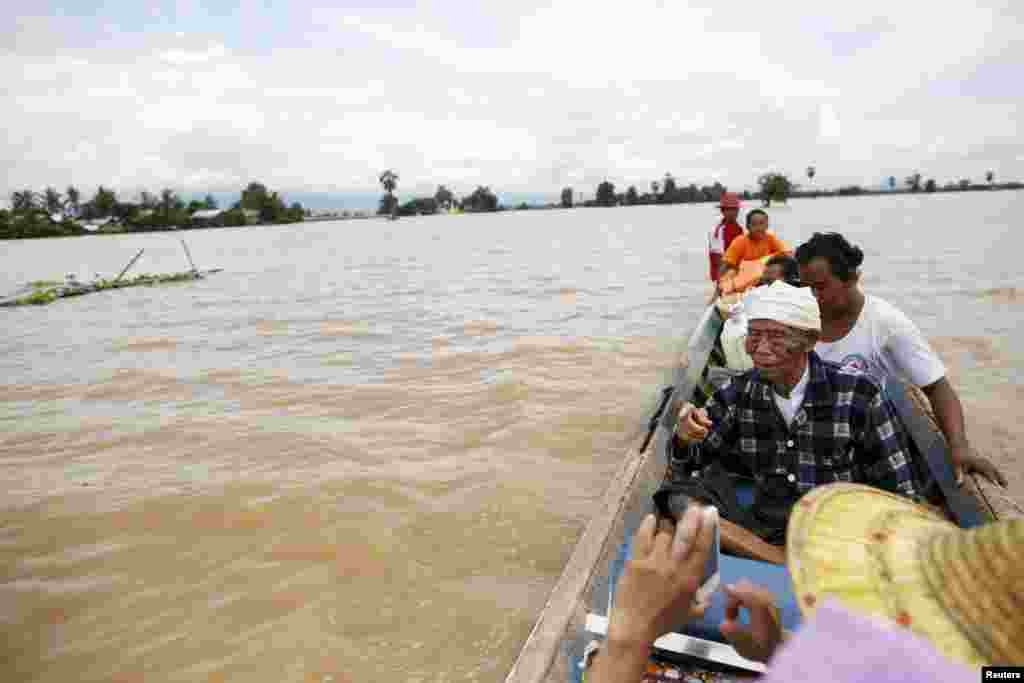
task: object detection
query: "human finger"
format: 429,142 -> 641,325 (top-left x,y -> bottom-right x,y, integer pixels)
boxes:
678,505 -> 715,567
652,515 -> 677,558
633,513 -> 657,559
687,599 -> 709,621
722,585 -> 741,622
677,403 -> 695,429
670,504 -> 704,562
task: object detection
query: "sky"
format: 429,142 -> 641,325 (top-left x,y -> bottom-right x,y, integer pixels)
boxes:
3,1 -> 1023,209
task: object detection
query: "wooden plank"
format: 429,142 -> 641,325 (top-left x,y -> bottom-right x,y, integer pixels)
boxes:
965,471 -> 1022,520
503,445 -> 648,683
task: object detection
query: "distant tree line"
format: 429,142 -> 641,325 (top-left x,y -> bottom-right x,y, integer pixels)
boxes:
377,170 -> 502,216
2,182 -> 305,239
799,169 -> 1019,199
558,175 -> 737,209
557,167 -> 1020,210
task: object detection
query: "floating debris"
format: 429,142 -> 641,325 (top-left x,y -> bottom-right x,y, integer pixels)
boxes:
0,240 -> 222,307
0,270 -> 222,307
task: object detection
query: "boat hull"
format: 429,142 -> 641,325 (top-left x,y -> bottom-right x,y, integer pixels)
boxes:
505,305 -> 1002,683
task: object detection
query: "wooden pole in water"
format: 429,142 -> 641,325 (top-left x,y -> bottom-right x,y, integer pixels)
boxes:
114,249 -> 145,283
179,238 -> 198,273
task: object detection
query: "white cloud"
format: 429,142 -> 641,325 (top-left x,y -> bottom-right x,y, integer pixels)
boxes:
157,43 -> 227,65
1,1 -> 1021,204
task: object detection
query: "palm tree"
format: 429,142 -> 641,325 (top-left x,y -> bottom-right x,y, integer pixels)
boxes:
65,186 -> 81,217
43,187 -> 64,216
379,169 -> 399,216
11,190 -> 37,213
379,170 -> 398,198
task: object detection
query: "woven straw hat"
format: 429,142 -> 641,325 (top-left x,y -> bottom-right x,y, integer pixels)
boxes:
786,483 -> 1024,667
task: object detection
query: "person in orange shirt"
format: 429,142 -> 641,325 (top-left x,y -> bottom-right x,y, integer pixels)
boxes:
720,209 -> 790,280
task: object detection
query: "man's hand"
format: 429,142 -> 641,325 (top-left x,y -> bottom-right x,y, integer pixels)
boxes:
606,506 -> 716,648
954,444 -> 1007,488
676,402 -> 713,444
719,580 -> 785,663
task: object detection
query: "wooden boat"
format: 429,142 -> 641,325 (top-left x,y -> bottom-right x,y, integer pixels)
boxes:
504,303 -> 1006,683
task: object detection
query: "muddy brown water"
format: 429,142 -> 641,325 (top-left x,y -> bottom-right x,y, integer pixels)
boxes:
2,193 -> 1023,681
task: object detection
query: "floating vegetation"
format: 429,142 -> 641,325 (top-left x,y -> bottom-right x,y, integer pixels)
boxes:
2,271 -> 221,307
1,240 -> 221,307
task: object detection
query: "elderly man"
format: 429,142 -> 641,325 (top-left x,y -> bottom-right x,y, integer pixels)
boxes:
656,281 -> 922,549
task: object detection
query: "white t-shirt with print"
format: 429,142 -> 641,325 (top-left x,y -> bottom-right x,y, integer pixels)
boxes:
814,295 -> 945,388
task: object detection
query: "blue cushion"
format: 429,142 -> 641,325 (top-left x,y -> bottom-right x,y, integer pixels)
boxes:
735,479 -> 754,508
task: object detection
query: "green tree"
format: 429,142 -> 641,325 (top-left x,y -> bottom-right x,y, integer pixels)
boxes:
12,190 -> 37,213
463,186 -> 498,212
187,200 -> 205,214
223,207 -> 246,227
434,185 -> 454,210
662,173 -> 677,203
888,176 -> 896,191
159,188 -> 177,222
258,191 -> 285,222
43,187 -> 63,216
625,185 -> 639,205
806,166 -> 816,182
204,194 -> 218,210
650,180 -> 660,197
560,187 -> 573,208
595,180 -> 616,206
925,179 -> 937,192
757,173 -> 795,203
241,182 -> 269,211
139,191 -> 157,209
93,186 -> 118,217
905,173 -> 922,192
986,170 -> 995,187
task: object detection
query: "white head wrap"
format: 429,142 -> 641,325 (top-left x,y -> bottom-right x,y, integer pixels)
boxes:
745,280 -> 821,332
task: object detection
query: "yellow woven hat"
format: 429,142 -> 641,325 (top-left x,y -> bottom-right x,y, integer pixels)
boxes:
785,483 -> 1024,667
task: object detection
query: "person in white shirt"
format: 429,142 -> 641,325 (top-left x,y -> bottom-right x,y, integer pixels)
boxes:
794,232 -> 1005,486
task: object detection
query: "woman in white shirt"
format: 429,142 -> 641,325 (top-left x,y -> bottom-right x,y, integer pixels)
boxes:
794,232 -> 1004,486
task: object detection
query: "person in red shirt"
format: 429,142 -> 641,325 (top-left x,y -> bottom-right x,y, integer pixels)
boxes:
708,193 -> 744,282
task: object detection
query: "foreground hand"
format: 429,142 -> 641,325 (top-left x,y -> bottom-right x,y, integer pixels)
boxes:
954,445 -> 1007,488
607,506 -> 716,648
719,580 -> 785,663
676,402 -> 713,444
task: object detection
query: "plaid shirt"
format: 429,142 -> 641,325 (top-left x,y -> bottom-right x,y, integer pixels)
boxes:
673,352 -> 921,500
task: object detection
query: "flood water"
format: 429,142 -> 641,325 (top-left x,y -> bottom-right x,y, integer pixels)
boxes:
2,192 -> 1023,682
